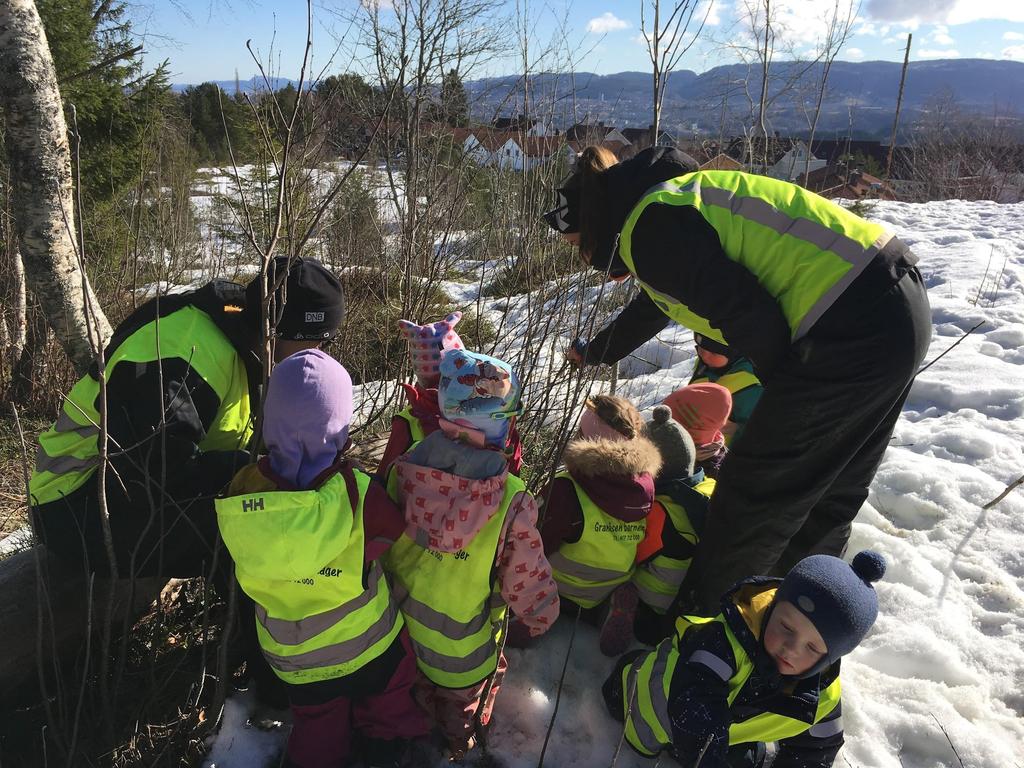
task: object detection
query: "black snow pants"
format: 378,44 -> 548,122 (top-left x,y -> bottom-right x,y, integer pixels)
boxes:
31,448 -> 247,580
674,238 -> 932,617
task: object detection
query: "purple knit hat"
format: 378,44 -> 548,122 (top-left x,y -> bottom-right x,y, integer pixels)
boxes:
263,349 -> 353,489
398,312 -> 464,387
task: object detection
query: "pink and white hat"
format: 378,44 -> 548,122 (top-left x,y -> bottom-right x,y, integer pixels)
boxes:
398,312 -> 464,388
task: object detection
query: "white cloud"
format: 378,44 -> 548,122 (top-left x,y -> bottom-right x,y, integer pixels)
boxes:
1002,44 -> 1024,59
930,25 -> 955,45
1003,31 -> 1024,41
731,0 -> 873,49
917,47 -> 961,57
846,47 -> 865,59
865,0 -> 1024,25
699,0 -> 724,26
586,12 -> 630,34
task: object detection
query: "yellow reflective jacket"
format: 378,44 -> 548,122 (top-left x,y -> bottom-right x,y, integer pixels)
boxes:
622,580 -> 843,759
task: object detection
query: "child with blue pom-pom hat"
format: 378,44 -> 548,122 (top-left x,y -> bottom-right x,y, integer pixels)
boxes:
603,550 -> 887,768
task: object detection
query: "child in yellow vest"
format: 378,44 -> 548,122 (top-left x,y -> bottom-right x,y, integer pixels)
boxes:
538,395 -> 662,656
631,404 -> 717,646
382,348 -> 559,761
216,350 -> 429,768
690,333 -> 763,444
604,550 -> 886,768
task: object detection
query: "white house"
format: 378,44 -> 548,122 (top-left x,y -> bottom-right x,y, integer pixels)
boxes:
769,141 -> 828,181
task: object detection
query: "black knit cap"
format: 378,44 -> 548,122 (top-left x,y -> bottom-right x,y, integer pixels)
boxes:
694,333 -> 732,359
245,257 -> 344,340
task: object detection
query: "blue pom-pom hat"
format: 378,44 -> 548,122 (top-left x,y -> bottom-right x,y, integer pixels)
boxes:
775,550 -> 887,668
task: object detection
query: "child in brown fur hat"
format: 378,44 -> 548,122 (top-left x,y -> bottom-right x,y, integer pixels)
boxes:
538,394 -> 662,656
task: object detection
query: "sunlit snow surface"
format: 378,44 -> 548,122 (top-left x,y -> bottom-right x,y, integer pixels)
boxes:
206,200 -> 1024,768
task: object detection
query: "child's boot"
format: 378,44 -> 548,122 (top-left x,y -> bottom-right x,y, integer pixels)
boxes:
599,582 -> 639,657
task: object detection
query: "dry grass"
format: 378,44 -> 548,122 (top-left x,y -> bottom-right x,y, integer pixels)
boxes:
0,413 -> 46,547
2,578 -> 229,767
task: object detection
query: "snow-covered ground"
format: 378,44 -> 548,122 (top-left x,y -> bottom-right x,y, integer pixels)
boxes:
204,200 -> 1024,768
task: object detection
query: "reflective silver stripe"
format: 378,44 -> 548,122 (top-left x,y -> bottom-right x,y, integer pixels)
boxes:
548,551 -> 629,583
634,582 -> 673,612
409,628 -> 497,675
794,230 -> 893,338
647,639 -> 677,737
35,410 -> 101,476
688,650 -> 733,681
553,579 -> 616,604
256,565 -> 385,646
699,186 -> 881,266
644,560 -> 688,584
262,599 -> 399,673
488,592 -> 506,612
698,185 -> 889,340
35,445 -> 97,475
54,410 -> 100,439
626,660 -> 661,753
650,180 -> 893,340
808,716 -> 843,739
392,582 -> 491,641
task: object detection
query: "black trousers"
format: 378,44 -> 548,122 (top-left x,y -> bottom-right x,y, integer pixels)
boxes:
676,245 -> 932,616
30,448 -> 247,580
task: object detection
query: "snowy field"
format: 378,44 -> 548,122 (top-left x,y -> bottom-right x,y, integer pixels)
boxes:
204,200 -> 1024,768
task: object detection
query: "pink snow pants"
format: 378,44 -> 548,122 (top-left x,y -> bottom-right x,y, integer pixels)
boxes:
414,652 -> 508,758
285,633 -> 430,768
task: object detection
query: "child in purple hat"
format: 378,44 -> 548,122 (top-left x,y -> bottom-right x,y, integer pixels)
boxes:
217,349 -> 429,768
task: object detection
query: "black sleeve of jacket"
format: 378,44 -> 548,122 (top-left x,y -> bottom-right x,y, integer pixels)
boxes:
666,623 -> 736,767
660,520 -> 698,562
772,702 -> 844,768
583,290 -> 672,365
629,203 -> 792,382
103,357 -> 242,494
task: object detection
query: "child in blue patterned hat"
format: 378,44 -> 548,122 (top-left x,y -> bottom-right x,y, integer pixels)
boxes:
381,348 -> 558,760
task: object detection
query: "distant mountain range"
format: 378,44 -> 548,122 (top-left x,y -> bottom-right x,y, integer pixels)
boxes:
465,59 -> 1024,139
173,59 -> 1024,140
171,76 -> 298,94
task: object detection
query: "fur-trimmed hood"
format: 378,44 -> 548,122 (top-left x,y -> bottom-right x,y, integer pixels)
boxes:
562,436 -> 662,522
563,436 -> 662,478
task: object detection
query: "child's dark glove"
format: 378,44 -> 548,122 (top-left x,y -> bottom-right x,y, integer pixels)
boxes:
504,618 -> 535,649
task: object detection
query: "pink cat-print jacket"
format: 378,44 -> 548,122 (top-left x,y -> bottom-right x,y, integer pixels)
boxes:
391,457 -> 560,637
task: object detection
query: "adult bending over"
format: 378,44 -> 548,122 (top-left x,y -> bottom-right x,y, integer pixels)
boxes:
545,145 -> 929,616
29,256 -> 344,579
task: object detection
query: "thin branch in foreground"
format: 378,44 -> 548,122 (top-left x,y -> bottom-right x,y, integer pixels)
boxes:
916,320 -> 985,376
930,714 -> 966,768
982,473 -> 1024,510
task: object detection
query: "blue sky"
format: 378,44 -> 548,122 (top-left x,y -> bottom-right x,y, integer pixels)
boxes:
136,0 -> 1024,84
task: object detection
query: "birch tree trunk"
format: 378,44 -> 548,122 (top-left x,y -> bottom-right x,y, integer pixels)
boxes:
0,0 -> 111,375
